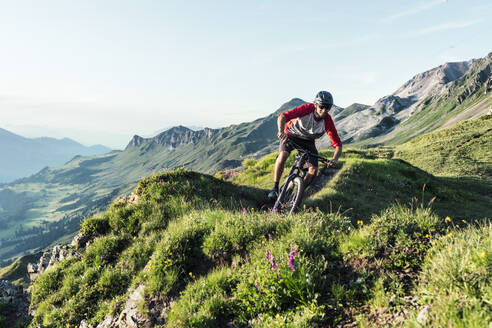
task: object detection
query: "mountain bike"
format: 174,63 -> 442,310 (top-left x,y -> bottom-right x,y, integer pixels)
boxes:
273,142 -> 331,215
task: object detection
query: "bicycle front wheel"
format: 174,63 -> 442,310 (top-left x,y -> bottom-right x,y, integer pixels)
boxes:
273,176 -> 304,215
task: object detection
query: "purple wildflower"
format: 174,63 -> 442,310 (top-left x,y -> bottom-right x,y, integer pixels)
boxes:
268,234 -> 273,242
265,250 -> 278,270
288,247 -> 298,271
254,280 -> 264,294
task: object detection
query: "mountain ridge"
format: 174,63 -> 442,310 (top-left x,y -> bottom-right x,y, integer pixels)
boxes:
0,128 -> 112,183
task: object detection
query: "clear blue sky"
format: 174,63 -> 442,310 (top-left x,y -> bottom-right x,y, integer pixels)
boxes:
1,0 -> 491,149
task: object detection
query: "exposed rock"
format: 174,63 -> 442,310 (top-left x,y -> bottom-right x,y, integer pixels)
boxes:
70,231 -> 90,250
0,280 -> 30,324
95,285 -> 151,328
27,244 -> 76,283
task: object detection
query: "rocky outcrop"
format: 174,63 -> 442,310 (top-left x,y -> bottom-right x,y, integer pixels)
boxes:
373,95 -> 415,115
126,126 -> 221,151
27,244 -> 75,282
0,280 -> 30,324
27,230 -> 93,283
457,62 -> 492,104
79,284 -> 169,328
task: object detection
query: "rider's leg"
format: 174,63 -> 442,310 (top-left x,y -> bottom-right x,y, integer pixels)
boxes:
304,166 -> 318,187
269,150 -> 290,200
273,151 -> 290,186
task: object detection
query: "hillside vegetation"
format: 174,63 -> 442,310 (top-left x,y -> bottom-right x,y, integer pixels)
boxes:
395,114 -> 492,182
26,166 -> 490,327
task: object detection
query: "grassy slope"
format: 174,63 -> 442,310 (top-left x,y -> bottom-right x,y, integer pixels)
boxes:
230,147 -> 491,222
27,168 -> 491,327
394,114 -> 492,182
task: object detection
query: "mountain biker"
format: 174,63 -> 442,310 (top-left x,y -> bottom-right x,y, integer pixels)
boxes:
268,91 -> 342,200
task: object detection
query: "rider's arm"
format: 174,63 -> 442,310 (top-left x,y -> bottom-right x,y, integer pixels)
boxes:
330,145 -> 342,166
277,114 -> 287,141
324,116 -> 343,166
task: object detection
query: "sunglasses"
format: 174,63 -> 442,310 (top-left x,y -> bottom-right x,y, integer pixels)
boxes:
319,104 -> 332,111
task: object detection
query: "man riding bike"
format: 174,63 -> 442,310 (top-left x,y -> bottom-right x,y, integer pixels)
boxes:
268,91 -> 343,200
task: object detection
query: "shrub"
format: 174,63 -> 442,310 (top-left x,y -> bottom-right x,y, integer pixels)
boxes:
146,214 -> 212,294
203,211 -> 291,263
232,212 -> 350,324
167,267 -> 239,327
83,235 -> 129,268
80,214 -> 110,239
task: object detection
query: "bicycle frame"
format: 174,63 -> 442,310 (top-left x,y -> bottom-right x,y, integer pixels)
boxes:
273,141 -> 331,214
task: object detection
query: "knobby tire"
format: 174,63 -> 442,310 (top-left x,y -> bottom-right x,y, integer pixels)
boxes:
273,176 -> 304,215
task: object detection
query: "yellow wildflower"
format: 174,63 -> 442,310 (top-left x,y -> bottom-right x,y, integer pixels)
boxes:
425,234 -> 431,239
447,232 -> 453,238
480,252 -> 486,258
357,220 -> 364,226
445,216 -> 451,223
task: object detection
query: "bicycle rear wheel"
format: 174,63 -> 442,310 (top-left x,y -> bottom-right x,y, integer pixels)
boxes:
273,176 -> 304,215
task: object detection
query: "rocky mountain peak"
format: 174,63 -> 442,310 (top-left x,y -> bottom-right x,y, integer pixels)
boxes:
394,60 -> 473,100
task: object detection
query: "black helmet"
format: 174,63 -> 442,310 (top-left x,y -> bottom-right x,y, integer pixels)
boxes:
314,91 -> 333,108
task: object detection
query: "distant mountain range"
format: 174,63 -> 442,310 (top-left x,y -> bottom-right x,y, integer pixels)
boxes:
0,52 -> 490,264
0,129 -> 112,183
317,52 -> 491,148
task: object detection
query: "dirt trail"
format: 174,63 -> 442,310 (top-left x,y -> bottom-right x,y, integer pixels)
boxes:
304,167 -> 340,198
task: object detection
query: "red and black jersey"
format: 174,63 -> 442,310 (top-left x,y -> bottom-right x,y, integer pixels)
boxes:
281,103 -> 342,148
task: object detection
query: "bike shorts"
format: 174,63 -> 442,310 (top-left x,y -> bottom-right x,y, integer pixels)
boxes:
279,136 -> 318,168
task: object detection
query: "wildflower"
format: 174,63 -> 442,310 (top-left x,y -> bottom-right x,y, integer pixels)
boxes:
189,272 -> 193,277
265,250 -> 278,270
288,247 -> 298,271
425,234 -> 431,239
357,220 -> 363,226
447,232 -> 453,238
254,280 -> 263,294
480,252 -> 486,258
268,234 -> 273,242
462,219 -> 466,224
276,313 -> 280,319
445,216 -> 451,223
273,206 -> 278,213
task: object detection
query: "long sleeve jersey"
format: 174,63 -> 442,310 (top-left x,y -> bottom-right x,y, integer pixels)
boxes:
282,103 -> 342,148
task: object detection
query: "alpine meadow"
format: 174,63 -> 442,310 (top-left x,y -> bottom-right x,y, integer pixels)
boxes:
0,7 -> 491,326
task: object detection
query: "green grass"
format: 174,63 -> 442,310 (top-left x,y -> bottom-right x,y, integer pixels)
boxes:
27,163 -> 491,327
403,222 -> 491,327
395,114 -> 492,182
